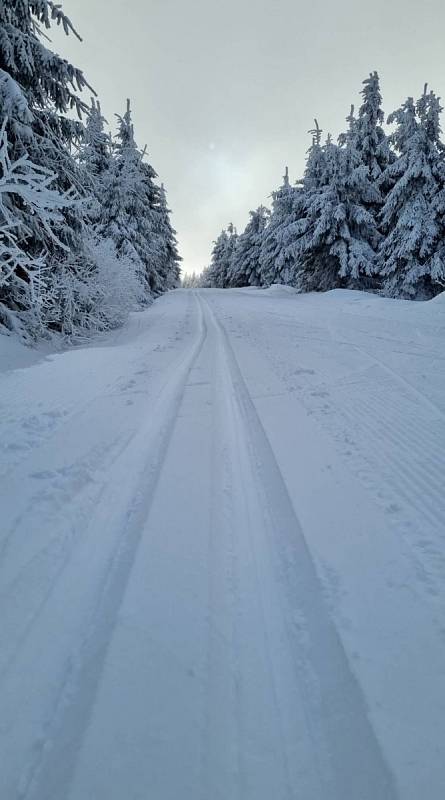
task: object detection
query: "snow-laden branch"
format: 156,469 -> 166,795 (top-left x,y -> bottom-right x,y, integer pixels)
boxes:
0,118 -> 72,294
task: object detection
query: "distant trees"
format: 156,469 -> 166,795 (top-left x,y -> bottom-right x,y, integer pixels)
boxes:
203,223 -> 238,288
203,72 -> 445,300
0,1 -> 180,340
182,272 -> 201,288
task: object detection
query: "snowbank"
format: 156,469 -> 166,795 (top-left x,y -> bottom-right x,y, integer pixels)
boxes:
0,332 -> 52,374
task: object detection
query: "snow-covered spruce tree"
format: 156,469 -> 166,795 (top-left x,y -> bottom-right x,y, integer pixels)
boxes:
228,206 -> 269,287
76,98 -> 113,268
301,119 -> 328,193
99,101 -> 180,298
155,183 -> 181,290
378,88 -> 445,298
288,111 -> 382,292
141,175 -> 178,295
206,223 -> 238,288
97,100 -> 159,303
45,96 -> 157,338
339,100 -> 384,288
348,72 -> 393,182
0,1 -> 89,153
0,120 -> 72,336
224,222 -> 238,286
273,121 -> 331,290
206,229 -> 229,287
78,98 -> 112,196
0,0 -> 90,218
0,0 -> 101,334
259,167 -> 298,286
48,95 -> 183,333
336,72 -> 393,290
277,121 -> 329,290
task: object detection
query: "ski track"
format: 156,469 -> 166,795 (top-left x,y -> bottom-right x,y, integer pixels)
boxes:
7,295 -> 207,800
199,295 -> 396,799
1,288 -> 445,799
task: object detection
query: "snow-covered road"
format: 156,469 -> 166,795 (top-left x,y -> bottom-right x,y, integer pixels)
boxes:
1,288 -> 445,799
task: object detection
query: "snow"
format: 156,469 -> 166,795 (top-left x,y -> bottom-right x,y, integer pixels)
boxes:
430,289 -> 445,305
264,282 -> 298,294
0,333 -> 51,373
1,287 -> 445,799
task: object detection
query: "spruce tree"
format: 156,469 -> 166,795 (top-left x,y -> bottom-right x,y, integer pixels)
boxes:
205,224 -> 237,287
0,0 -> 92,332
224,223 -> 238,287
229,206 -> 269,286
0,121 -> 72,335
259,167 -> 298,286
276,121 -> 329,289
290,126 -> 381,292
341,73 -> 393,289
98,100 -> 158,301
354,72 -> 393,181
206,229 -> 229,288
0,1 -> 89,160
79,99 -> 111,186
379,88 -> 445,298
156,183 -> 181,289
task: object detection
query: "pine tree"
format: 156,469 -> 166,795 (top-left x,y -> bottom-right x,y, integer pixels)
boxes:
229,206 -> 269,286
378,88 -> 445,298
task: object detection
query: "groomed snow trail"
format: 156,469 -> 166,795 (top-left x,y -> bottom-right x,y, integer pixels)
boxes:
1,288 -> 445,799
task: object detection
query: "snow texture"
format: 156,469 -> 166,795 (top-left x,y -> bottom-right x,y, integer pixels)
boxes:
1,287 -> 444,800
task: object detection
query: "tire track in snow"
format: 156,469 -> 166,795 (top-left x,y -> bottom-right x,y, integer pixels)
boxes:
199,293 -> 397,799
2,295 -> 208,800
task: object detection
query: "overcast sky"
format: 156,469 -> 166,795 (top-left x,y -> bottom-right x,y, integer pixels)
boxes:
57,0 -> 445,274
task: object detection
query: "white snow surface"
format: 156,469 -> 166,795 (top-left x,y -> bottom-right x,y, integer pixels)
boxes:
1,288 -> 445,800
